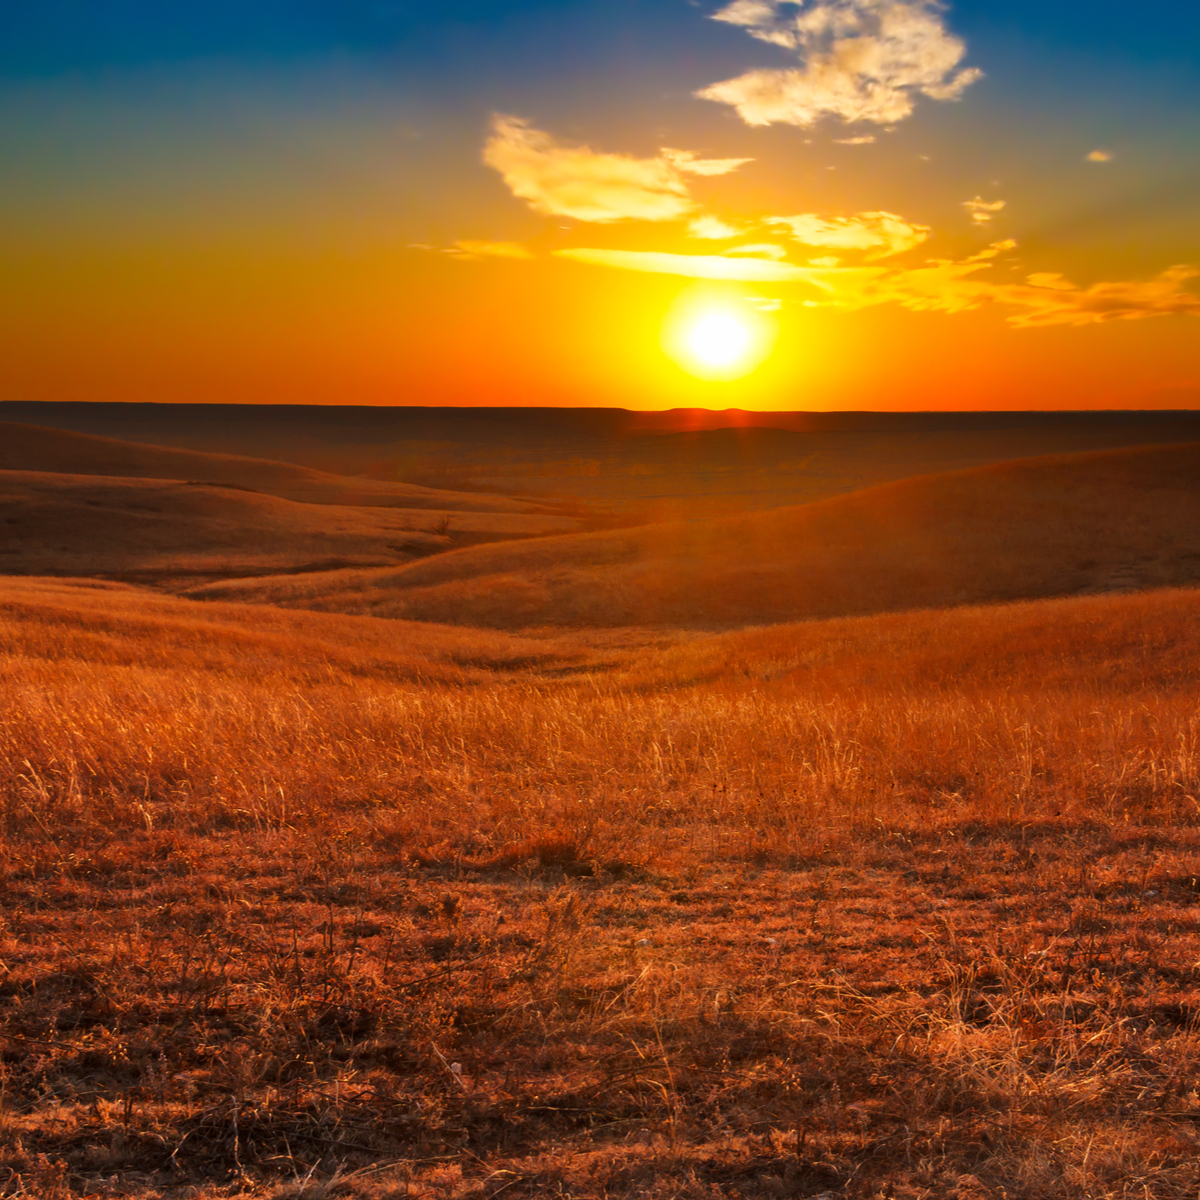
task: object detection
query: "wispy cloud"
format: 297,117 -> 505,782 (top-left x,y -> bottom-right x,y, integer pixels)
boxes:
834,135 -> 876,144
447,240 -> 535,260
483,115 -> 751,223
766,210 -> 931,256
999,265 -> 1200,327
553,248 -> 829,283
724,243 -> 791,259
1087,148 -> 1113,163
698,0 -> 982,127
964,196 -> 1005,224
687,215 -> 746,239
553,240 -> 1200,326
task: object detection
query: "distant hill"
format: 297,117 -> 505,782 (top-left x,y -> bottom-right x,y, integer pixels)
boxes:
0,422 -> 582,524
0,470 -> 475,582
187,442 -> 1200,628
7,405 -> 1200,521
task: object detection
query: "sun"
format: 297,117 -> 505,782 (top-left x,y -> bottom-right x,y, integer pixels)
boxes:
661,289 -> 777,381
684,309 -> 754,371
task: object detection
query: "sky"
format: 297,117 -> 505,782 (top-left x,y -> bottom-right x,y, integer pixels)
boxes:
1,0 -> 1198,411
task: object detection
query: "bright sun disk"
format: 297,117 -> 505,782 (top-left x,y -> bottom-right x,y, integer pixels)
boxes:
661,290 -> 778,381
684,310 -> 754,370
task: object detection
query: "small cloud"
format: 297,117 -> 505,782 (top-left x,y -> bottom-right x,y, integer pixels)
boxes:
698,0 -> 982,128
834,135 -> 876,145
483,114 -> 750,223
724,243 -> 789,259
964,196 -> 1005,224
660,148 -> 751,177
447,240 -> 535,261
808,255 -> 842,266
687,214 -> 744,239
1087,148 -> 1113,162
767,210 -> 930,257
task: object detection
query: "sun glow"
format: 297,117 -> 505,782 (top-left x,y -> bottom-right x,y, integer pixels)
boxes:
661,288 -> 777,380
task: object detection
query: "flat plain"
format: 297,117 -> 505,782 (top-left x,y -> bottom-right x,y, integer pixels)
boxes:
3,414 -> 1200,1200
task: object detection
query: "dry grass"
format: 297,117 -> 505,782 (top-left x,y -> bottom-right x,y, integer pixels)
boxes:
4,578 -> 1200,1196
188,442 -> 1200,629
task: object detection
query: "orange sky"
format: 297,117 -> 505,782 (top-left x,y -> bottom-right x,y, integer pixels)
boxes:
1,1 -> 1197,411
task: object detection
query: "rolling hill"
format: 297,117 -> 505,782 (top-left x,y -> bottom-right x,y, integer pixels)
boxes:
0,421 -> 586,529
0,423 -> 601,583
187,442 -> 1200,627
0,470 -> 468,581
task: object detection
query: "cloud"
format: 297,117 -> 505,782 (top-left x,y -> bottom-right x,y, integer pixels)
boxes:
554,239 -> 1200,327
1087,149 -> 1113,163
998,265 -> 1200,327
809,250 -> 1200,327
483,115 -> 751,223
447,240 -> 535,260
834,135 -> 876,144
553,248 -> 830,283
698,0 -> 982,127
724,243 -> 790,259
766,210 -> 931,256
687,215 -> 745,239
964,196 -> 1005,224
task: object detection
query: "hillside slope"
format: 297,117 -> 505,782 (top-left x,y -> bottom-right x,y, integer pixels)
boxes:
0,421 -> 581,525
188,442 -> 1200,627
0,470 -> 464,581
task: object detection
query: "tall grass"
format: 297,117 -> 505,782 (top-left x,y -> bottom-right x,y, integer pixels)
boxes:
4,579 -> 1200,869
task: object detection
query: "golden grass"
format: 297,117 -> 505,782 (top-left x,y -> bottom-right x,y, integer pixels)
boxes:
7,577 -> 1200,854
5,578 -> 1200,1196
190,442 -> 1200,629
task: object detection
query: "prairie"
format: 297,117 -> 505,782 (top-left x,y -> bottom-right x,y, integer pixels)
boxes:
8,403 -> 1200,520
188,442 -> 1200,628
5,574 -> 1200,1198
0,422 -> 568,517
0,425 -> 592,584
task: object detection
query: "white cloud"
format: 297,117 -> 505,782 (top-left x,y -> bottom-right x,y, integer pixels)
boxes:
766,209 -> 930,256
698,0 -> 982,127
660,148 -> 750,176
963,196 -> 1005,224
483,115 -> 751,223
687,215 -> 746,239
